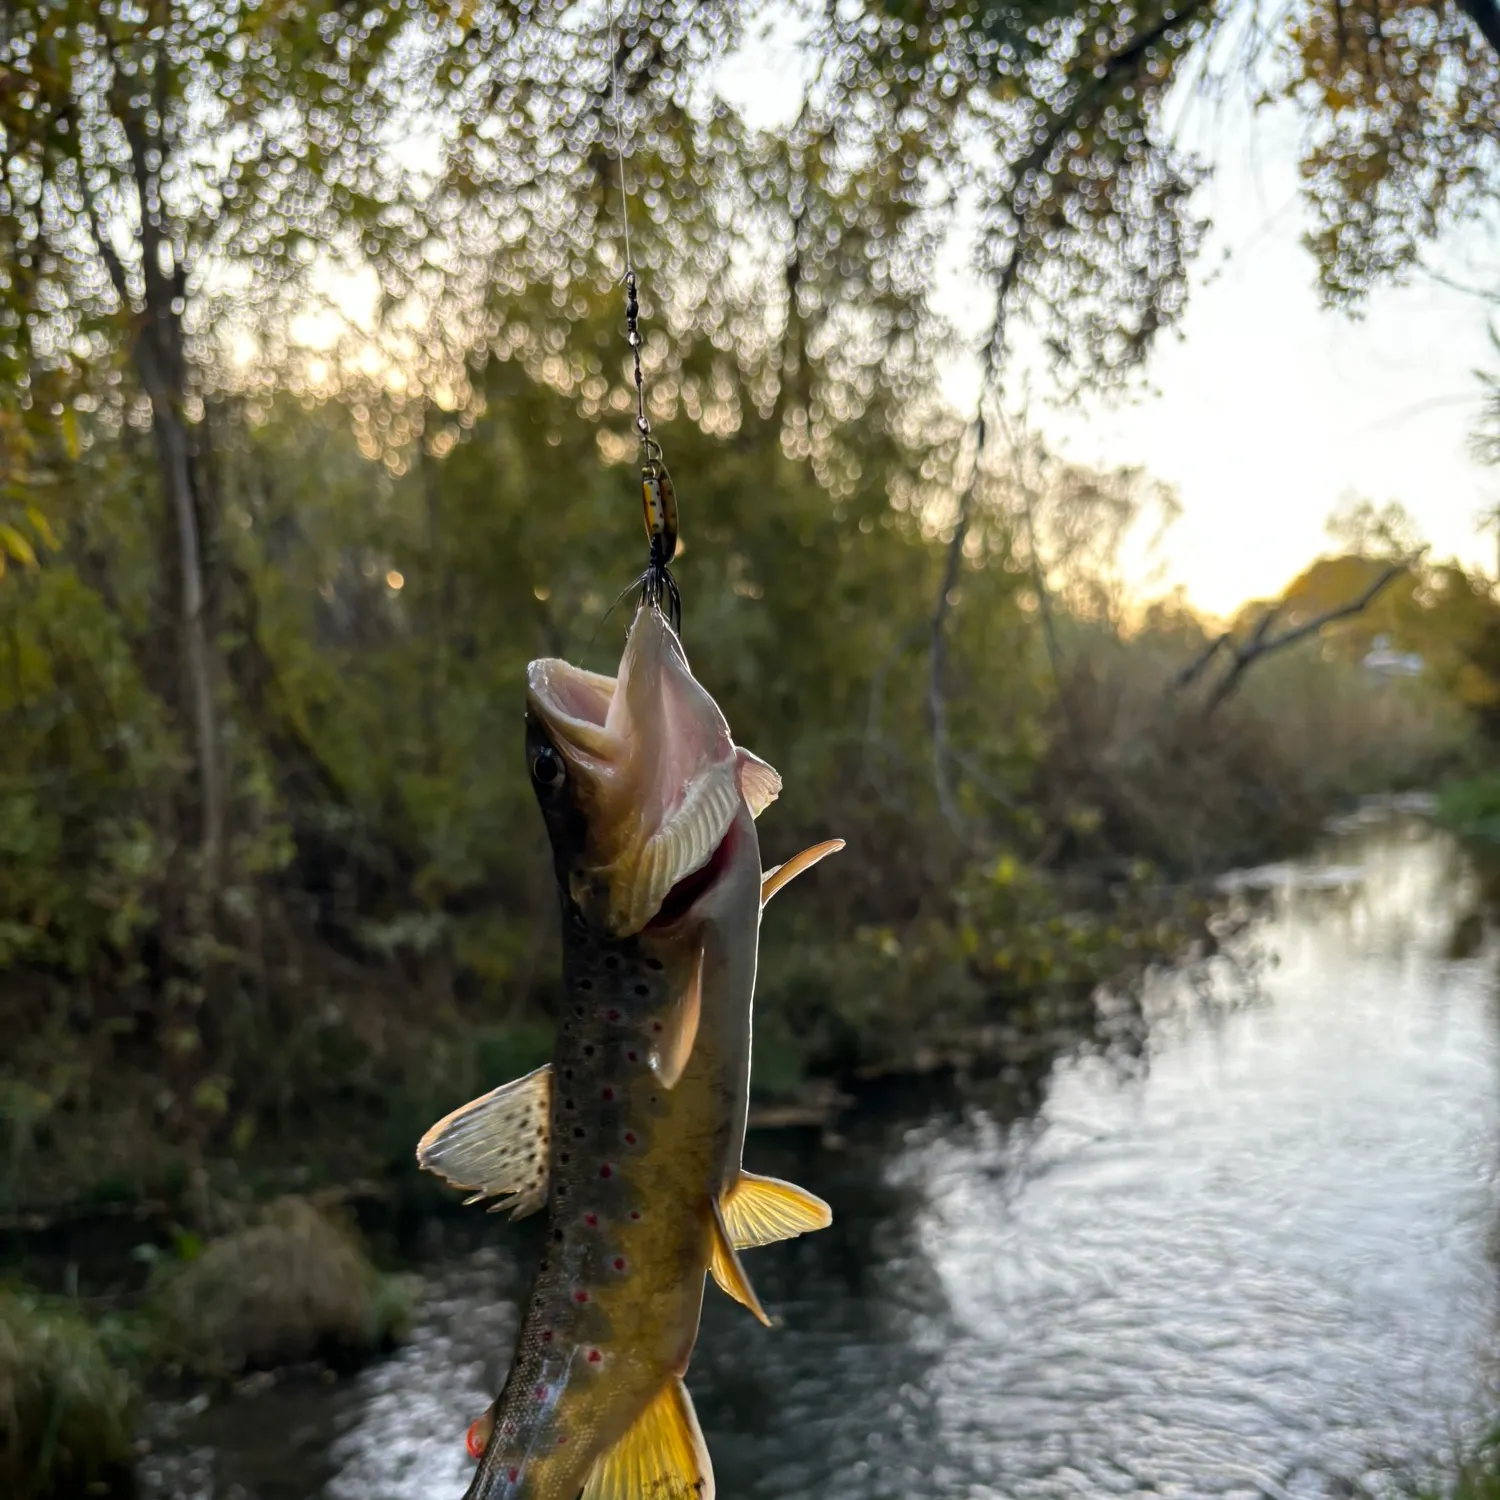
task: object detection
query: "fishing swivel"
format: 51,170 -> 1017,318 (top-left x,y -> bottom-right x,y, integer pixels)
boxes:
624,269 -> 680,634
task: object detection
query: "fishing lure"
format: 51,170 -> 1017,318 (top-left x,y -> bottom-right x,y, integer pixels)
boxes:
624,271 -> 681,633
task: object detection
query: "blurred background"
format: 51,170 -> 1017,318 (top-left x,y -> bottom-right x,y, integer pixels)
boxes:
4,2 -> 1500,1497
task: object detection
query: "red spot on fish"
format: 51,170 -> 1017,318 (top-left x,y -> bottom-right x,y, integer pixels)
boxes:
466,1420 -> 489,1460
585,1213 -> 598,1227
587,1348 -> 602,1363
607,1009 -> 620,1022
508,1468 -> 519,1484
558,1435 -> 568,1447
600,1164 -> 613,1179
624,1131 -> 637,1145
574,1289 -> 590,1304
601,1086 -> 614,1102
629,1210 -> 641,1221
613,1257 -> 627,1272
542,1329 -> 553,1342
535,1384 -> 547,1400
652,1021 -> 663,1033
626,1050 -> 639,1062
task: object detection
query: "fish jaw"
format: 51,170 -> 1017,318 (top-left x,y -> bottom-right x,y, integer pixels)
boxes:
527,605 -> 741,936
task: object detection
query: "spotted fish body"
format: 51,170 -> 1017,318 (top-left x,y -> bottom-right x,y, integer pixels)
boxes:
418,606 -> 839,1500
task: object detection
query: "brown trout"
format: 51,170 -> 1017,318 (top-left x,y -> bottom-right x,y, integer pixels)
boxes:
417,604 -> 840,1500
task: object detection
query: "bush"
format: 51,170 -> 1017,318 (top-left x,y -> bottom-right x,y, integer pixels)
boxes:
0,1290 -> 137,1499
149,1196 -> 412,1378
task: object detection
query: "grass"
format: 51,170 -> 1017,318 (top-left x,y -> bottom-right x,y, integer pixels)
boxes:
0,1289 -> 138,1499
148,1195 -> 414,1378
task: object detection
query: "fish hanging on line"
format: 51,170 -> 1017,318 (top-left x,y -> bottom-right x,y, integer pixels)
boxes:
417,601 -> 842,1500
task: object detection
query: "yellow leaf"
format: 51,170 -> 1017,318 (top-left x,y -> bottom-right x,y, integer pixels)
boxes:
0,523 -> 37,568
61,407 -> 80,460
25,506 -> 58,551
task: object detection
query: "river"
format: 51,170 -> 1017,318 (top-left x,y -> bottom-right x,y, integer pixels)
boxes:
138,811 -> 1500,1499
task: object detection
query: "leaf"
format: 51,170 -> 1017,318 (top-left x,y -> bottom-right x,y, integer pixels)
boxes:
0,523 -> 36,568
25,506 -> 58,551
61,407 -> 79,461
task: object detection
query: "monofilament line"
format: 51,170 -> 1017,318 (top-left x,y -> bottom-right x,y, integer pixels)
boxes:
606,0 -> 633,280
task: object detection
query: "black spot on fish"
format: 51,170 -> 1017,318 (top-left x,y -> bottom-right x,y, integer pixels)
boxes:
634,984 -> 649,996
645,957 -> 663,971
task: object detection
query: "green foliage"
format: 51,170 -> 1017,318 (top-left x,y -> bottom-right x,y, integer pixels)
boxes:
0,0 -> 1492,1221
148,1196 -> 410,1378
0,1290 -> 138,1499
1437,770 -> 1500,842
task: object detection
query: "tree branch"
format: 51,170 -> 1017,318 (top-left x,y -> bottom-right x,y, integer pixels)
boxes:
1200,562 -> 1407,716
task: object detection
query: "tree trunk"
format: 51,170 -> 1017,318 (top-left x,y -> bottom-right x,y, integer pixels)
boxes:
150,393 -> 223,878
113,77 -> 224,881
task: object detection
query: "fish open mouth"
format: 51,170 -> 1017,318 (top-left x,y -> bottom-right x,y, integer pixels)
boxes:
525,661 -> 617,761
526,607 -> 741,935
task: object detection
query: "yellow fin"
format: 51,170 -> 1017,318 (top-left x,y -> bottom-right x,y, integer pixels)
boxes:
580,1376 -> 715,1500
760,839 -> 845,907
415,1064 -> 552,1219
708,1194 -> 772,1327
651,947 -> 702,1090
722,1171 -> 833,1249
736,747 -> 782,818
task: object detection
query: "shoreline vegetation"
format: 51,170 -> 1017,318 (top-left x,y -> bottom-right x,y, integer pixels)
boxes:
6,410 -> 1500,1500
5,399 -> 1500,1495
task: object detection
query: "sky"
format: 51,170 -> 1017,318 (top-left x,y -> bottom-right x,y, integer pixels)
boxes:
715,12 -> 1500,620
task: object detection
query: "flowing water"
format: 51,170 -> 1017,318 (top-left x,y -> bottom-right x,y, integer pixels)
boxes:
139,812 -> 1500,1499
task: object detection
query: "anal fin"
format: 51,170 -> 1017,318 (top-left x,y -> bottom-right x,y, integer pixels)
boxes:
415,1064 -> 553,1219
761,839 -> 844,907
722,1171 -> 833,1249
708,1195 -> 773,1327
580,1376 -> 715,1500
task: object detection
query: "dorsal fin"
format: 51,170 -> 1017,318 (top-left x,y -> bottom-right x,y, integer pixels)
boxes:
761,839 -> 844,907
415,1065 -> 553,1219
580,1377 -> 714,1500
722,1171 -> 832,1248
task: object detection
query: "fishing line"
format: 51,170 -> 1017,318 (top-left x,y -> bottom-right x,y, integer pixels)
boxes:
605,0 -> 681,636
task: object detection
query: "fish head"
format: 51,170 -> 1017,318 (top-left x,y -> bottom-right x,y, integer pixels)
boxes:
525,604 -> 746,936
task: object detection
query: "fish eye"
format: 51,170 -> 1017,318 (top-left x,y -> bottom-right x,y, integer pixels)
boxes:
531,745 -> 566,790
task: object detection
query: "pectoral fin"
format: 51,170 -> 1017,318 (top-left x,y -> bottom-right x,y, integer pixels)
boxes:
650,947 -> 702,1090
722,1171 -> 833,1248
708,1195 -> 773,1327
580,1376 -> 715,1500
736,748 -> 782,818
761,839 -> 845,907
415,1064 -> 552,1219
